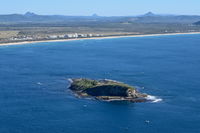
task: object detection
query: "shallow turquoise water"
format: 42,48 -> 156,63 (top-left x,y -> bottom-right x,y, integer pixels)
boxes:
0,34 -> 200,133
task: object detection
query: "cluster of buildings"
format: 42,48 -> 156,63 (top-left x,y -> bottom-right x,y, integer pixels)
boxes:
10,35 -> 34,41
47,33 -> 103,39
8,33 -> 104,41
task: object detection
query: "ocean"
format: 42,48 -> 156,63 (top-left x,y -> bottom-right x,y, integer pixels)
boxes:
0,34 -> 200,133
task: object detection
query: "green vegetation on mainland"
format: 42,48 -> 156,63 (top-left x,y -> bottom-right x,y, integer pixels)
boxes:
1,12 -> 200,44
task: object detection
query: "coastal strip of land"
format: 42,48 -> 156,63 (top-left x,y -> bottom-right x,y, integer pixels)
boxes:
0,32 -> 200,46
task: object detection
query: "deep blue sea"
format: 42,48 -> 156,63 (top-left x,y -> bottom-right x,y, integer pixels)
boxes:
0,34 -> 200,133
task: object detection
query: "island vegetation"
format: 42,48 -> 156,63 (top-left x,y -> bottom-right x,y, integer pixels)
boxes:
69,78 -> 149,102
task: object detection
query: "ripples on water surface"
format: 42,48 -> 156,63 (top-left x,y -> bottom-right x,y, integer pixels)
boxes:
0,34 -> 200,133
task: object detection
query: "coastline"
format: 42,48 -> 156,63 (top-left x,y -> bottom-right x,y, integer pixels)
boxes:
1,32 -> 200,46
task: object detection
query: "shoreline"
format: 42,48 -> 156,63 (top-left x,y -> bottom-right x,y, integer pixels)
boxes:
1,32 -> 200,46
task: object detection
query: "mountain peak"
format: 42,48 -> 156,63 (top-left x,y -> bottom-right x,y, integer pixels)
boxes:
92,13 -> 99,17
24,12 -> 37,17
144,12 -> 155,16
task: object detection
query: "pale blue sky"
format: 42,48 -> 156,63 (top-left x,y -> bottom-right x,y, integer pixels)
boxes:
1,0 -> 200,16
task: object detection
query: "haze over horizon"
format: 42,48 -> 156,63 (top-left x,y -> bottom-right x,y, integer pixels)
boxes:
1,0 -> 200,16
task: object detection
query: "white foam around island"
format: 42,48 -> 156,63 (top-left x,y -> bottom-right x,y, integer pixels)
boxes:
146,95 -> 163,103
68,78 -> 73,83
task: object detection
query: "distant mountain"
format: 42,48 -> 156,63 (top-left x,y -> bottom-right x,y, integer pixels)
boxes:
24,12 -> 38,17
92,13 -> 99,17
142,12 -> 157,17
0,12 -> 99,23
135,12 -> 200,23
0,12 -> 200,24
194,21 -> 200,25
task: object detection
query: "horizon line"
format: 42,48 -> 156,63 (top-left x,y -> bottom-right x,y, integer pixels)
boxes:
0,11 -> 200,17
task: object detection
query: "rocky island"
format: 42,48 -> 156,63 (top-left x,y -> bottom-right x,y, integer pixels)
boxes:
68,78 -> 150,102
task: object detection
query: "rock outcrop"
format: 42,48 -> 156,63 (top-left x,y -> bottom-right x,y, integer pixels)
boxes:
69,78 -> 149,102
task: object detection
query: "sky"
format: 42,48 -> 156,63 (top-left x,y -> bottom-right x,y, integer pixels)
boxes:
0,0 -> 200,16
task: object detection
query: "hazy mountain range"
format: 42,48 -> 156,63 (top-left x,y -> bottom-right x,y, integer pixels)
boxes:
0,12 -> 200,24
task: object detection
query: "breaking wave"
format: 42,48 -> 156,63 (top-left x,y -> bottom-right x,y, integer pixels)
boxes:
146,95 -> 163,103
68,78 -> 73,83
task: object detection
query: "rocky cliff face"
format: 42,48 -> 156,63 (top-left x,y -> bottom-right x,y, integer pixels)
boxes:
84,85 -> 134,97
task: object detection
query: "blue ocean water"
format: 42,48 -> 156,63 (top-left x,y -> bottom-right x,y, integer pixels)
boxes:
0,34 -> 200,133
